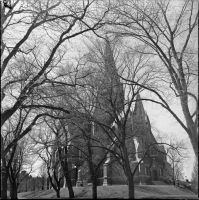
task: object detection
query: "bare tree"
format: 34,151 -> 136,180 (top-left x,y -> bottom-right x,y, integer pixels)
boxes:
164,138 -> 188,185
31,126 -> 64,198
45,116 -> 76,198
31,112 -> 79,198
155,133 -> 190,185
1,0 -> 110,159
107,0 -> 198,159
1,108 -> 35,199
1,2 -> 109,198
8,138 -> 35,199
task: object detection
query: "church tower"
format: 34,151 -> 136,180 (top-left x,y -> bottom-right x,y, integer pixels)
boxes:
93,38 -> 124,129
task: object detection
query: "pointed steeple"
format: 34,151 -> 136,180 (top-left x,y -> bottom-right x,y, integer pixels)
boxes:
104,38 -> 117,77
93,38 -> 124,126
133,93 -> 146,121
103,38 -> 124,114
103,37 -> 121,90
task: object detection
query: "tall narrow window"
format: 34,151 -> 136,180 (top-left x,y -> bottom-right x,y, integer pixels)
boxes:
79,149 -> 83,158
145,167 -> 150,176
95,123 -> 98,133
92,121 -> 95,135
159,168 -> 163,176
145,167 -> 147,175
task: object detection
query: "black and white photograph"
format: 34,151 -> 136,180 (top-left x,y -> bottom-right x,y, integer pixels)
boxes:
1,0 -> 198,199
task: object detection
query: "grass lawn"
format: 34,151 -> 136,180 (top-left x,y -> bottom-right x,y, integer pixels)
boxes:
17,185 -> 199,199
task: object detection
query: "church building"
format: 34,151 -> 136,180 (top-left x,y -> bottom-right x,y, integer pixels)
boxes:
50,38 -> 171,187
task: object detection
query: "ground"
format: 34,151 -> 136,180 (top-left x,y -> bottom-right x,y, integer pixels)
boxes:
16,185 -> 199,199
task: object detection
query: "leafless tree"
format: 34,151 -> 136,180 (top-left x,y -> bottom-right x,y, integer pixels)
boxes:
30,125 -> 64,198
164,136 -> 188,185
106,0 -> 198,160
1,0 -> 110,161
1,108 -> 35,199
44,115 -> 77,198
8,138 -> 35,199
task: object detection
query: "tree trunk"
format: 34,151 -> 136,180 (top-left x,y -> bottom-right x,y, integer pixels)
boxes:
1,159 -> 8,199
10,182 -> 18,199
47,172 -> 60,197
190,127 -> 198,161
91,175 -> 97,199
56,189 -> 60,198
57,147 -> 74,198
1,108 -> 17,128
123,145 -> 135,199
128,174 -> 135,199
42,177 -> 45,190
64,172 -> 74,198
180,96 -> 198,161
1,173 -> 8,199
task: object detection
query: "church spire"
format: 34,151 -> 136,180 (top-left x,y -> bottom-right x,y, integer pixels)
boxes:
103,38 -> 124,113
104,37 -> 118,83
133,93 -> 146,121
93,38 -> 124,125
